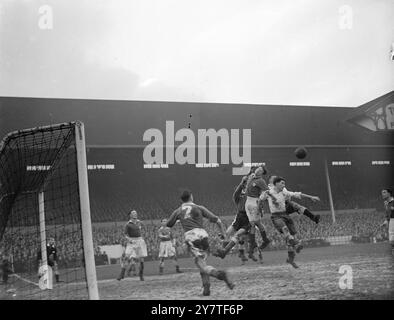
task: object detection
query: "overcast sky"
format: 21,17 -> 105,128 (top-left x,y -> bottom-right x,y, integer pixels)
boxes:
0,0 -> 393,107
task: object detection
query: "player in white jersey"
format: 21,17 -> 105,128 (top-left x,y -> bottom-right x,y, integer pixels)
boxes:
268,175 -> 321,224
260,176 -> 319,268
158,218 -> 182,274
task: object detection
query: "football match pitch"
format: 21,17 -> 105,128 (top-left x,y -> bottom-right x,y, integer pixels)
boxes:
2,242 -> 393,300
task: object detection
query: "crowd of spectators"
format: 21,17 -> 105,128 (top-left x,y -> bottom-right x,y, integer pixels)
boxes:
91,210 -> 389,257
0,173 -> 390,271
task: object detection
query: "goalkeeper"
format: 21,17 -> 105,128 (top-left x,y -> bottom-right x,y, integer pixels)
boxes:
37,238 -> 61,283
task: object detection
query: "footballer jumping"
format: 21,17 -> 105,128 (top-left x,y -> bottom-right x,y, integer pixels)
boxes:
260,176 -> 318,268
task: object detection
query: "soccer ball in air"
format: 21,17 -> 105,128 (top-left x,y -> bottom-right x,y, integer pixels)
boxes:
294,147 -> 308,159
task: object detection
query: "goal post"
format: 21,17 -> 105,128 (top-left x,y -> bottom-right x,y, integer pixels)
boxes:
0,121 -> 99,300
74,121 -> 99,300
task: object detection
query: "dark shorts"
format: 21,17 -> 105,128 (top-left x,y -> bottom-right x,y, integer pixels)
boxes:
285,200 -> 305,214
231,211 -> 251,232
271,213 -> 297,236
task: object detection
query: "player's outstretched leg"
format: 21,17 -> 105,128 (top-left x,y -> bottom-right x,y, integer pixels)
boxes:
300,207 -> 320,224
205,267 -> 234,290
195,259 -> 235,291
214,238 -> 236,259
214,229 -> 246,260
303,209 -> 320,224
288,201 -> 320,224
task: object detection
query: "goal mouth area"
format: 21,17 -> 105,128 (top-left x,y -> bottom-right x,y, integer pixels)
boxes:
0,120 -> 99,300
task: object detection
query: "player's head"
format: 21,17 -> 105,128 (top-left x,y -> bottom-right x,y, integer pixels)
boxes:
180,190 -> 193,203
273,176 -> 286,190
129,210 -> 138,220
48,237 -> 55,246
254,166 -> 264,177
381,188 -> 393,200
161,218 -> 168,226
249,165 -> 258,175
268,175 -> 277,185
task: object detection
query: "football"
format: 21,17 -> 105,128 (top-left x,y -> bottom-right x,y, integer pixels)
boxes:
294,146 -> 308,159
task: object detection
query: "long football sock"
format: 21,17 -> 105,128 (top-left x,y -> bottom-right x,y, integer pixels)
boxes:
223,240 -> 236,255
303,209 -> 317,222
259,228 -> 269,243
248,233 -> 257,253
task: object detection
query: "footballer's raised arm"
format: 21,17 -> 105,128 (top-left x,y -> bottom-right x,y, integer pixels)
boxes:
166,208 -> 179,228
200,206 -> 226,235
259,190 -> 270,202
233,176 -> 248,204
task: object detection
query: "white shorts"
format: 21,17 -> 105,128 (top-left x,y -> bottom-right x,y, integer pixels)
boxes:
125,237 -> 147,259
184,228 -> 209,260
389,219 -> 394,242
159,240 -> 176,258
245,196 -> 261,222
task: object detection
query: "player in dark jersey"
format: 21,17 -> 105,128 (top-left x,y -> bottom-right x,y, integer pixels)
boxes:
158,218 -> 182,275
381,188 -> 394,255
214,175 -> 251,259
37,237 -> 61,283
244,166 -> 271,259
167,190 -> 234,296
117,210 -> 147,281
214,171 -> 265,263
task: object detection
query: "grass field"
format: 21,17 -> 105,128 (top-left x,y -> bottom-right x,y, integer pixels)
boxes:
2,242 -> 393,300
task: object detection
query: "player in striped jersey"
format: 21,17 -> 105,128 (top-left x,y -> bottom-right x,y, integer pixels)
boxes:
381,188 -> 394,255
167,190 -> 234,296
117,210 -> 147,281
158,218 -> 182,274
